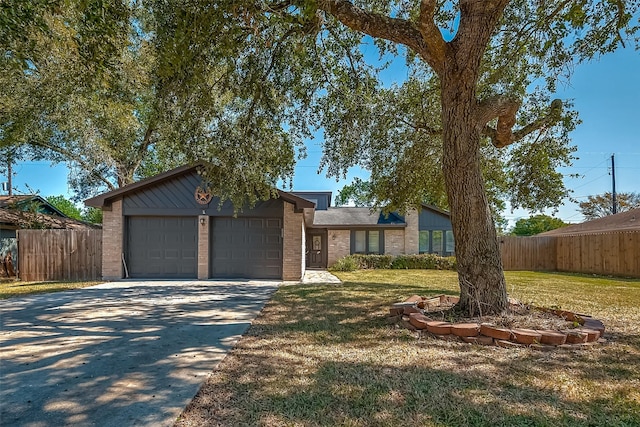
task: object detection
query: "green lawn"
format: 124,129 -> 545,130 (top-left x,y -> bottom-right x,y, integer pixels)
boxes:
0,279 -> 103,299
176,270 -> 640,427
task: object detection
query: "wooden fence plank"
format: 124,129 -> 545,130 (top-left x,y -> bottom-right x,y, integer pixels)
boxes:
502,231 -> 640,278
17,229 -> 102,282
499,236 -> 556,271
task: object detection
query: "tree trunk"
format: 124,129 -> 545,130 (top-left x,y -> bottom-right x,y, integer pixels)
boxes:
116,165 -> 136,188
440,69 -> 508,317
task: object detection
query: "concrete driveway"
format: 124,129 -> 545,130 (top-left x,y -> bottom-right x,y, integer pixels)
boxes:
0,280 -> 279,427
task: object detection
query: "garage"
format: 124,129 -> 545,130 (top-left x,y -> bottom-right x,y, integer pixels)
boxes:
126,216 -> 197,278
210,217 -> 282,279
86,164 -> 312,281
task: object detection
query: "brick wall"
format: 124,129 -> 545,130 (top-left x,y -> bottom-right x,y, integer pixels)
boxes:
197,215 -> 209,279
282,202 -> 304,280
101,199 -> 123,280
404,209 -> 420,255
327,229 -> 350,266
301,221 -> 306,276
384,229 -> 405,255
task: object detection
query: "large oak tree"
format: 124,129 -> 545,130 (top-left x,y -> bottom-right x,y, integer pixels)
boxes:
2,1 -> 637,315
1,1 -> 309,202
264,0 -> 635,315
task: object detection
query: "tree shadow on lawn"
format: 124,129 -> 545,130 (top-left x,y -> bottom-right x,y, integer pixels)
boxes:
255,283 -> 457,345
276,281 -> 457,313
177,282 -> 640,426
529,271 -> 640,284
180,348 -> 640,427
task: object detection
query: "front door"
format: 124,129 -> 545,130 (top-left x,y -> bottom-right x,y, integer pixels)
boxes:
306,231 -> 327,268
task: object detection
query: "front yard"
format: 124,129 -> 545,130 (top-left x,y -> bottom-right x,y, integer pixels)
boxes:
0,279 -> 103,299
176,270 -> 640,426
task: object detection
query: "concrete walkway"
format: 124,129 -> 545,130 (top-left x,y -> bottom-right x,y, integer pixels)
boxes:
302,270 -> 342,284
0,280 -> 278,427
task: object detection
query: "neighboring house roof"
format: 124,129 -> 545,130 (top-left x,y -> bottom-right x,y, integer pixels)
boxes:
0,195 -> 67,217
538,208 -> 640,236
312,207 -> 406,229
420,203 -> 451,218
310,203 -> 451,229
0,209 -> 99,230
84,163 -> 315,211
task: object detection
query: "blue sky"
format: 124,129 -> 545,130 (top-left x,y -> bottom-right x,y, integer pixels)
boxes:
7,44 -> 639,225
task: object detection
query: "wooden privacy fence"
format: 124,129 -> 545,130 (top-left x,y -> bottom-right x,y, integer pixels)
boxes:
500,231 -> 640,278
17,229 -> 102,282
499,236 -> 557,271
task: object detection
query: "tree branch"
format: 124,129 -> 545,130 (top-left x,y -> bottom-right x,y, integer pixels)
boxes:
417,0 -> 447,65
479,97 -> 563,148
134,118 -> 156,165
396,115 -> 442,135
31,140 -> 117,191
316,0 -> 445,75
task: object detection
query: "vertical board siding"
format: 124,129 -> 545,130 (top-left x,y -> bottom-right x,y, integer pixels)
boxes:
17,229 -> 102,282
502,232 -> 640,278
500,236 -> 557,271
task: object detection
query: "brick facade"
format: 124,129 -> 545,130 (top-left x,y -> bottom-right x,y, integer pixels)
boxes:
282,201 -> 305,280
324,209 -> 422,267
404,209 -> 419,255
327,229 -> 350,266
197,215 -> 209,279
101,199 -> 123,280
384,229 -> 405,256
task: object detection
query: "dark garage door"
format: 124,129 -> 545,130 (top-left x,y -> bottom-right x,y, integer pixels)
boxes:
126,217 -> 197,278
211,217 -> 282,279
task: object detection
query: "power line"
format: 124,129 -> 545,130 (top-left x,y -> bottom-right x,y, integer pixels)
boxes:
569,156 -> 609,178
571,173 -> 610,191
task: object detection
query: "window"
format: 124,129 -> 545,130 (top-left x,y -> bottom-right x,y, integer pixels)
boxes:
312,235 -> 322,251
354,230 -> 366,253
419,230 -> 455,254
351,230 -> 383,254
445,230 -> 455,253
432,230 -> 443,254
419,230 -> 429,253
368,230 -> 380,253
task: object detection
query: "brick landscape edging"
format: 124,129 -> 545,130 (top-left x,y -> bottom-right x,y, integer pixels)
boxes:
390,295 -> 606,350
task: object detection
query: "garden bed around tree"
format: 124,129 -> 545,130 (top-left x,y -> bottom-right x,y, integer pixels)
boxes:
390,294 -> 606,350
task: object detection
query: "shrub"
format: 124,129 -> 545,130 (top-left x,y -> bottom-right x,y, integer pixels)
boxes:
351,254 -> 394,269
330,253 -> 457,271
329,256 -> 358,272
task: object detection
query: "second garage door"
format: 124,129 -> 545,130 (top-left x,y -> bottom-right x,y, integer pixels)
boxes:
126,216 -> 197,278
211,217 -> 282,279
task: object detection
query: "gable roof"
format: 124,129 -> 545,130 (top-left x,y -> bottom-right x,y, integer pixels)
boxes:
420,203 -> 450,218
0,209 -> 99,230
0,195 -> 68,217
309,203 -> 451,229
311,207 -> 406,229
538,208 -> 640,236
84,164 -> 315,211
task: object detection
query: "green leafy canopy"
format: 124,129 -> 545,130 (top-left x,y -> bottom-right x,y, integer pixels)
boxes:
511,214 -> 567,236
2,1 -> 638,213
579,192 -> 640,220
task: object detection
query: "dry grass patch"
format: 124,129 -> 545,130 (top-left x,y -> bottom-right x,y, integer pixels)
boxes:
0,279 -> 103,299
175,271 -> 640,427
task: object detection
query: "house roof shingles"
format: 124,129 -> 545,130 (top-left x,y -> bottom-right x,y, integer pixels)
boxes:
539,208 -> 640,236
0,210 -> 99,230
0,195 -> 67,217
312,207 -> 405,228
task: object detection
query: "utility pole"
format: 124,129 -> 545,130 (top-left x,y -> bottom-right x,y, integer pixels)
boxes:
611,154 -> 617,215
7,160 -> 13,196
